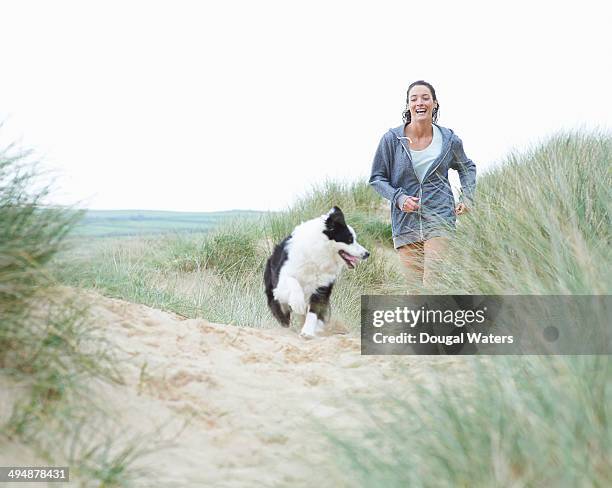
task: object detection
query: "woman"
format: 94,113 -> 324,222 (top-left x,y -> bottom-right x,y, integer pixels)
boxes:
369,80 -> 476,291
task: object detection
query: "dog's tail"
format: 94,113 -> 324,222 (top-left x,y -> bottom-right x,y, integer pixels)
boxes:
266,293 -> 291,327
264,257 -> 291,327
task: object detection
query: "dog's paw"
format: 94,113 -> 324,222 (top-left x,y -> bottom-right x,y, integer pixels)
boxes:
299,330 -> 316,341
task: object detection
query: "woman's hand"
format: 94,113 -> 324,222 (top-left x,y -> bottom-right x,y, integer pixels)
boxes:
402,196 -> 420,213
455,202 -> 469,215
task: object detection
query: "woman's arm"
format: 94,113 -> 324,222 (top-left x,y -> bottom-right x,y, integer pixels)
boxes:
369,133 -> 406,209
449,136 -> 477,205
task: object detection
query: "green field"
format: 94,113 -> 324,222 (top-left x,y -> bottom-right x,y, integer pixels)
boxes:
71,209 -> 267,237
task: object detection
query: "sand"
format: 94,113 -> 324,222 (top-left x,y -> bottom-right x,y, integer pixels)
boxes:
2,289 -> 467,487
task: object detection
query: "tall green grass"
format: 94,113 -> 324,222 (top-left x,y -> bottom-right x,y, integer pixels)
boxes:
426,130 -> 611,294
325,355 -> 611,487
0,142 -> 158,485
0,143 -> 91,377
0,148 -> 82,306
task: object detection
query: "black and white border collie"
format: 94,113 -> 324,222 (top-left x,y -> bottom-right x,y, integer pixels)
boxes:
264,206 -> 369,339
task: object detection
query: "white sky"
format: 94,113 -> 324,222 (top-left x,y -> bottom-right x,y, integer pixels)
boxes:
1,0 -> 610,212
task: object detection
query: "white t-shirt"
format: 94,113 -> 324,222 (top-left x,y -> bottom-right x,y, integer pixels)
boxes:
409,124 -> 443,182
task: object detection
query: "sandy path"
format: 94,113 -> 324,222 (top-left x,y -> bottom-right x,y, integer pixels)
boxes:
5,289 -> 467,487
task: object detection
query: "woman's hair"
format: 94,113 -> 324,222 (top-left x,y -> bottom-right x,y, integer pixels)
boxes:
402,80 -> 439,124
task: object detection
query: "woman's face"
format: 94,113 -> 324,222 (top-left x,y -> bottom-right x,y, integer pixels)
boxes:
408,85 -> 437,122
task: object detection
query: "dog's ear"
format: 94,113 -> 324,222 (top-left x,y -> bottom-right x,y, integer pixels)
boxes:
326,206 -> 346,227
324,206 -> 353,242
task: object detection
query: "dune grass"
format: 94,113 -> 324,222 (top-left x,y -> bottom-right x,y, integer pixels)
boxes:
0,144 -> 101,385
0,142 -> 162,485
324,355 -> 611,487
427,130 -> 612,295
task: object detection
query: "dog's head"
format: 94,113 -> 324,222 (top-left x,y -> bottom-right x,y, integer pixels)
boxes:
323,206 -> 370,269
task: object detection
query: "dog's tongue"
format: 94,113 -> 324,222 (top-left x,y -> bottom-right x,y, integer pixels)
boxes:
340,251 -> 358,267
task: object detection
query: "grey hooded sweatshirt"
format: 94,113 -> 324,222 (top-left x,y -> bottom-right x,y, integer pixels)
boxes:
369,123 -> 476,248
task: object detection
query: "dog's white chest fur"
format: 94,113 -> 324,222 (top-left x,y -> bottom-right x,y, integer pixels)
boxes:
272,219 -> 343,310
279,254 -> 341,297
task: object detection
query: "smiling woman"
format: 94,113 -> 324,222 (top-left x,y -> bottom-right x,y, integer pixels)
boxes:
369,80 -> 477,292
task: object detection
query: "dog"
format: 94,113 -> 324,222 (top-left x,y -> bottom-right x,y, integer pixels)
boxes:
264,206 -> 370,338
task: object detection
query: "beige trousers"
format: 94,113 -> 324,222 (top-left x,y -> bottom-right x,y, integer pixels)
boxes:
397,237 -> 449,292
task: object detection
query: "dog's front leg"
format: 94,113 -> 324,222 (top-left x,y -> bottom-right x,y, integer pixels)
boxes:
284,277 -> 307,316
300,311 -> 319,339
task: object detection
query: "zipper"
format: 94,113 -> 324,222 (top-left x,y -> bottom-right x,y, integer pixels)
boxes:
418,184 -> 423,240
400,134 -> 453,242
398,136 -> 425,241
424,143 -> 452,239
